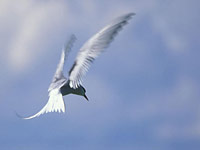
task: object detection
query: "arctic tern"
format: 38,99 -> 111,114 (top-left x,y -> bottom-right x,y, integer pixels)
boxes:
23,13 -> 135,119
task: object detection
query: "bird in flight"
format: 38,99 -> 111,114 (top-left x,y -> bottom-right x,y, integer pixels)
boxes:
23,13 -> 135,119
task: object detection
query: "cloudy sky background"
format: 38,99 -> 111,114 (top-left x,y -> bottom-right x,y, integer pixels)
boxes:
0,0 -> 200,149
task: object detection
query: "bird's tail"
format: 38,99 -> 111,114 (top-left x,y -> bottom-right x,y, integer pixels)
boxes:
23,89 -> 65,120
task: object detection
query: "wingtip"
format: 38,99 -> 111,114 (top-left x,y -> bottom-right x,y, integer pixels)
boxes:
121,12 -> 136,17
70,34 -> 77,41
130,12 -> 136,16
113,12 -> 136,24
126,12 -> 136,19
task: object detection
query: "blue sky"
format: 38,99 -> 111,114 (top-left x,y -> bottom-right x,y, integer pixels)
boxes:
0,0 -> 200,149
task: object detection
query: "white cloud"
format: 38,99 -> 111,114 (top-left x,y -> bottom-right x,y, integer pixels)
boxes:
1,0 -> 198,74
2,1 -> 68,73
134,76 -> 200,139
151,11 -> 188,54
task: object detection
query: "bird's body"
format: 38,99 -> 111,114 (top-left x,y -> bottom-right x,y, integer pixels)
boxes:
23,13 -> 135,119
61,81 -> 86,97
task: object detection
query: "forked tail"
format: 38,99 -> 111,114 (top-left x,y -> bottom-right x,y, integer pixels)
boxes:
23,89 -> 65,120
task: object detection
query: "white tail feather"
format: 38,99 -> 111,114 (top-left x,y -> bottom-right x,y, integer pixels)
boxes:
24,89 -> 65,120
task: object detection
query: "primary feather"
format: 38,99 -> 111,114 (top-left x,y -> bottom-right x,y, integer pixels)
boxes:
48,35 -> 76,92
68,13 -> 135,89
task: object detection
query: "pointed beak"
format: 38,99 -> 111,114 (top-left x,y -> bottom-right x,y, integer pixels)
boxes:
84,94 -> 89,101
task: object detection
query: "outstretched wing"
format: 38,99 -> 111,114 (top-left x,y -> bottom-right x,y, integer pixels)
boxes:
23,89 -> 65,120
68,13 -> 135,89
48,34 -> 76,91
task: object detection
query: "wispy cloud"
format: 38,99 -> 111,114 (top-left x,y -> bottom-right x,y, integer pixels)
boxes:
2,1 -> 68,73
0,0 -> 200,150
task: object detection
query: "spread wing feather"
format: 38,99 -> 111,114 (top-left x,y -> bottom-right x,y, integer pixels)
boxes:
68,13 -> 135,89
48,35 -> 76,91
